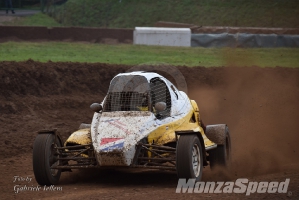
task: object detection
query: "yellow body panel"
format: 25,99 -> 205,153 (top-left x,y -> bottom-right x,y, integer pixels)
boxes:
147,99 -> 215,148
64,128 -> 91,146
65,100 -> 214,150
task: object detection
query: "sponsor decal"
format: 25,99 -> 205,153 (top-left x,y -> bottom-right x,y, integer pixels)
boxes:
102,119 -> 131,135
99,138 -> 124,151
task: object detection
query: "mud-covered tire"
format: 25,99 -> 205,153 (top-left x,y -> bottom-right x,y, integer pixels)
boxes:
209,126 -> 231,169
176,135 -> 203,182
33,134 -> 62,185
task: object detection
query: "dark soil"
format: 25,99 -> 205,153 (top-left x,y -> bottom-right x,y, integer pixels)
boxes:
0,60 -> 298,199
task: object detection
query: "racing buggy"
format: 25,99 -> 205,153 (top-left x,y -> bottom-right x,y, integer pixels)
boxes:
33,71 -> 231,185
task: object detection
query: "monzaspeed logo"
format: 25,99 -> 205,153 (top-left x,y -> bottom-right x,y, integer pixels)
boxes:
176,178 -> 290,195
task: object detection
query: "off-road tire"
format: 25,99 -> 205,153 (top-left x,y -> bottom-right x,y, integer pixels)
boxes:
33,134 -> 62,185
209,126 -> 231,169
176,135 -> 203,181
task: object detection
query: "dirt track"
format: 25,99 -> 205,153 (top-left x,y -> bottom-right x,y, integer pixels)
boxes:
0,60 -> 299,199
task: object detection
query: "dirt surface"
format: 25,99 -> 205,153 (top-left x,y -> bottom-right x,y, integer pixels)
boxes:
0,60 -> 299,199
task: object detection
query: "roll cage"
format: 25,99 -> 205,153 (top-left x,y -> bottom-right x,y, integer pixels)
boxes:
102,75 -> 172,119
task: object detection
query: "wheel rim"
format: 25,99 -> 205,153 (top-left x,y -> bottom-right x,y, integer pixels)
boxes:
192,144 -> 201,177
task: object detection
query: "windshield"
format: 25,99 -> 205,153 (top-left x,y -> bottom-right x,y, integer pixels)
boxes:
103,92 -> 149,112
103,75 -> 150,112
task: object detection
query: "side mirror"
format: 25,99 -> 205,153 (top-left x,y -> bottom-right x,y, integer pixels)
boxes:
90,103 -> 102,113
154,102 -> 166,112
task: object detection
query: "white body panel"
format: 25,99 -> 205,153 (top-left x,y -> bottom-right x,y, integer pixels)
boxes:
133,27 -> 191,47
90,71 -> 192,166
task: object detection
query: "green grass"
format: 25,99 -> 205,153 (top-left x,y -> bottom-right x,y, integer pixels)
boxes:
49,0 -> 299,28
3,1 -> 298,28
0,42 -> 298,67
3,13 -> 61,27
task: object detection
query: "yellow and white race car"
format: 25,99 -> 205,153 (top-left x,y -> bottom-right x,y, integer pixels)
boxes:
33,71 -> 231,185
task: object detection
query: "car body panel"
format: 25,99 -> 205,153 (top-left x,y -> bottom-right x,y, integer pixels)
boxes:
64,128 -> 91,146
65,71 -> 216,167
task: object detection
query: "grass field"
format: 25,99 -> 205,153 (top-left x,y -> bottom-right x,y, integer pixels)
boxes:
50,0 -> 299,28
2,13 -> 61,27
2,1 -> 298,29
0,42 -> 298,67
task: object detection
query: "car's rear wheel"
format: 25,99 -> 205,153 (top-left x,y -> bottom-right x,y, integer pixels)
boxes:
176,135 -> 203,181
33,134 -> 62,185
209,126 -> 231,169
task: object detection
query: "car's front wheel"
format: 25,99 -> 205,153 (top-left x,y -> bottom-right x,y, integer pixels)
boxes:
33,133 -> 62,185
176,135 -> 203,181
